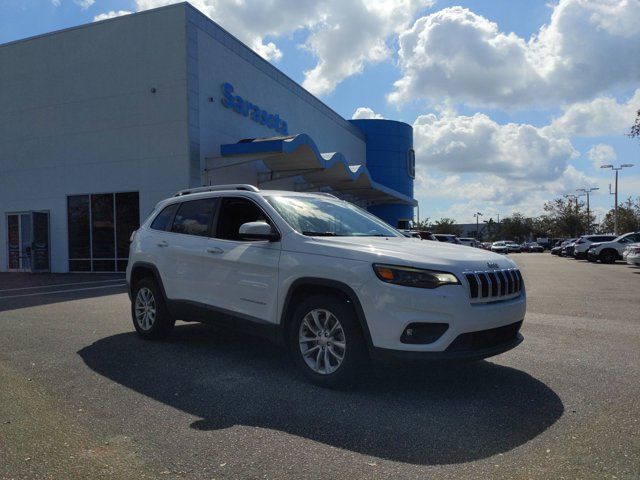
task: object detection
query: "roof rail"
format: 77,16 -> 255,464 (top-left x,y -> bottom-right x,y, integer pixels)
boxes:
174,184 -> 260,197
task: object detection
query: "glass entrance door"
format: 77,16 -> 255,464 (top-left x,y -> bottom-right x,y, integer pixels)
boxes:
6,212 -> 50,272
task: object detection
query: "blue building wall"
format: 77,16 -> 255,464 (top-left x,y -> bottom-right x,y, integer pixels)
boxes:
350,119 -> 415,227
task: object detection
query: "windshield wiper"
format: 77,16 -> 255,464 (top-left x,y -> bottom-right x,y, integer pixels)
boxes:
302,231 -> 338,236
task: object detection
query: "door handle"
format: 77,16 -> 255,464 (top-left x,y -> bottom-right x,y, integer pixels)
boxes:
206,247 -> 224,254
157,241 -> 169,248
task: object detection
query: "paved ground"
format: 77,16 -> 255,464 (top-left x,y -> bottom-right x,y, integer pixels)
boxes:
0,255 -> 638,479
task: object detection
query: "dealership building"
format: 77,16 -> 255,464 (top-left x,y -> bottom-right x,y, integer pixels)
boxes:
0,2 -> 417,273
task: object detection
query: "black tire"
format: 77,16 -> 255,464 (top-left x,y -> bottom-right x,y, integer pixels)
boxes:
131,277 -> 175,339
288,294 -> 368,388
599,249 -> 618,264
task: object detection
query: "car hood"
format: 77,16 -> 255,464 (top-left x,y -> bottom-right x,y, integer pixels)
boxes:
296,236 -> 518,273
588,242 -> 603,249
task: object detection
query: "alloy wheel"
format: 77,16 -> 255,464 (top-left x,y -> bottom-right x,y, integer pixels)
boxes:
135,287 -> 156,331
298,308 -> 346,375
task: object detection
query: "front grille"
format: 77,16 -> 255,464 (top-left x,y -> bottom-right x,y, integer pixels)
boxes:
464,268 -> 523,301
446,320 -> 523,352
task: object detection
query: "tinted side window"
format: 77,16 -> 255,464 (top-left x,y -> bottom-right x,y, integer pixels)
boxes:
216,197 -> 270,241
171,199 -> 218,237
151,203 -> 179,231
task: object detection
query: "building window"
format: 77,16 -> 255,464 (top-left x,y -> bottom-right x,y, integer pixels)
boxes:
407,149 -> 416,179
67,192 -> 139,272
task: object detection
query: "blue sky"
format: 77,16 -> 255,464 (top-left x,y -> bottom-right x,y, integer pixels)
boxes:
1,0 -> 638,223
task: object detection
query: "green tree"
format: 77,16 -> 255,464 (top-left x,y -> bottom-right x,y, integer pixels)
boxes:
413,217 -> 431,230
431,218 -> 462,236
542,197 -> 593,237
498,212 -> 532,242
629,109 -> 640,140
482,217 -> 499,241
531,215 -> 555,239
599,197 -> 640,234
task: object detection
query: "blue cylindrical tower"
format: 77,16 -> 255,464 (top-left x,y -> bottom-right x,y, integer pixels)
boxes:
349,119 -> 415,228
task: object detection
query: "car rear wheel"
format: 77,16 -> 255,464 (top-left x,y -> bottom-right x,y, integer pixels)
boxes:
599,249 -> 618,264
131,277 -> 175,339
289,294 -> 367,388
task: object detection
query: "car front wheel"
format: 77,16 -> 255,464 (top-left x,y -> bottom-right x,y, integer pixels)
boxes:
289,294 -> 367,388
599,249 -> 618,264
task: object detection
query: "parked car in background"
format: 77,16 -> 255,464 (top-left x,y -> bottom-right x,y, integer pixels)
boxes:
506,242 -> 522,253
522,242 -> 544,253
480,242 -> 493,250
400,229 -> 421,239
400,230 -> 437,241
573,235 -> 617,259
458,237 -> 480,247
550,240 -> 566,255
587,232 -> 640,263
491,241 -> 509,254
551,238 -> 576,256
624,243 -> 640,266
561,239 -> 577,257
414,230 -> 437,241
434,234 -> 461,244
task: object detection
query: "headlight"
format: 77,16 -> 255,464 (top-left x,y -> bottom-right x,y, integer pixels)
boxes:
373,264 -> 460,289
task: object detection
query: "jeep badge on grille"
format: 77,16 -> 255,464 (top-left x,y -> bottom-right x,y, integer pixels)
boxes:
487,262 -> 499,269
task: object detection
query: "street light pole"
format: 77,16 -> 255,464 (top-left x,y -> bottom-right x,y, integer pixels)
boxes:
577,187 -> 599,234
474,212 -> 483,239
601,163 -> 635,235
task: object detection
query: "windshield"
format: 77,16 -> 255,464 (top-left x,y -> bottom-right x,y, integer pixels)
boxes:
265,195 -> 401,237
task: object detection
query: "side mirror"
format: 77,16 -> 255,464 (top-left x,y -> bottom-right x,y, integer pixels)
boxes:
238,221 -> 280,242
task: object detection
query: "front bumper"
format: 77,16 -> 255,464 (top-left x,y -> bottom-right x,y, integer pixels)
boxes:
587,251 -> 599,261
372,321 -> 523,361
358,277 -> 527,353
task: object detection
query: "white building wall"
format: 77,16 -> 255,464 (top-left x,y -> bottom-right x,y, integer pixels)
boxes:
0,6 -> 191,272
187,7 -> 367,185
0,3 -> 370,273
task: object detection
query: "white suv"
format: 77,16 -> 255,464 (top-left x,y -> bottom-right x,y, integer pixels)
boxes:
127,185 -> 526,387
587,232 -> 640,263
573,234 -> 617,259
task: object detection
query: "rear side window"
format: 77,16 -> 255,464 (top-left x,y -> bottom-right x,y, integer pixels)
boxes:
171,198 -> 218,237
627,233 -> 640,242
151,203 -> 179,231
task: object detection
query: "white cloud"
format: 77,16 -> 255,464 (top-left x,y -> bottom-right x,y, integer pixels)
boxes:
547,89 -> 640,137
133,0 -> 433,91
93,10 -> 133,22
251,41 -> 283,62
301,0 -> 433,95
352,107 -> 384,119
74,0 -> 95,9
390,1 -> 640,108
51,0 -> 61,6
415,164 -> 597,221
409,109 -> 613,220
413,111 -> 577,182
587,144 -> 617,169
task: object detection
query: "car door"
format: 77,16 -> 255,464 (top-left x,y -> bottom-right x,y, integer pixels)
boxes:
200,196 -> 281,324
163,197 -> 219,302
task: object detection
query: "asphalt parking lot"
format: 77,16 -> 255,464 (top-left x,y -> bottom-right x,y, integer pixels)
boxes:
0,255 -> 638,479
